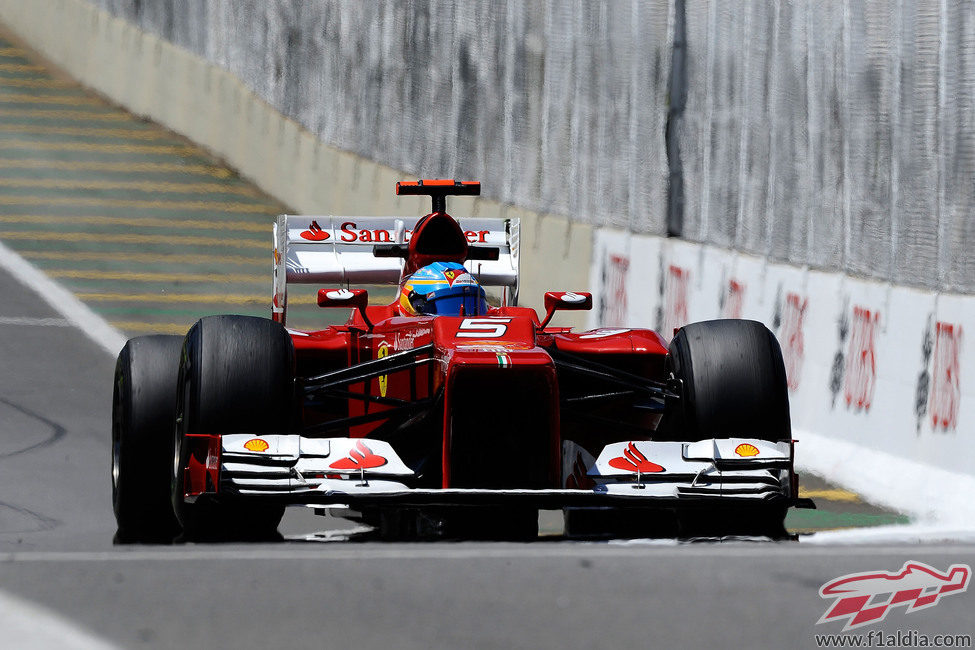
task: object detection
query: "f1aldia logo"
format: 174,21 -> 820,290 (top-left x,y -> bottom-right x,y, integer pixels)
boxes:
818,561 -> 970,631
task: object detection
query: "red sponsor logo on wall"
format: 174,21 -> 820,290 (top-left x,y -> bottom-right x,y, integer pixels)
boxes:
929,322 -> 962,431
663,265 -> 690,339
604,254 -> 629,327
781,293 -> 808,392
843,306 -> 880,410
723,279 -> 745,319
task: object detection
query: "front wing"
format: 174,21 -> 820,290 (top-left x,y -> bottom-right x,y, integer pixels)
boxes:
186,435 -> 814,511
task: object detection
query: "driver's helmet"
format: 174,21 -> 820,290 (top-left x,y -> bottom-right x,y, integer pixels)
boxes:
398,262 -> 488,316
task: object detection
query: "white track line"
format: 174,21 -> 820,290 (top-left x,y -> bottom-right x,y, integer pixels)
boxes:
0,315 -> 71,326
0,588 -> 120,650
0,239 -> 126,355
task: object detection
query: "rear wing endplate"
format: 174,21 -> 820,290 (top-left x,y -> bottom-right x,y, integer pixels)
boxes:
272,215 -> 519,323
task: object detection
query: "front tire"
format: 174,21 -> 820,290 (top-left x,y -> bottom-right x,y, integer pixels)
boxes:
666,319 -> 790,441
112,335 -> 184,544
172,315 -> 294,542
665,319 -> 791,538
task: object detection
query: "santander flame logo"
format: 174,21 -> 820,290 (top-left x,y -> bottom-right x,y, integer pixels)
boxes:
565,451 -> 595,489
608,442 -> 664,474
300,220 -> 330,241
818,561 -> 970,631
329,441 -> 387,471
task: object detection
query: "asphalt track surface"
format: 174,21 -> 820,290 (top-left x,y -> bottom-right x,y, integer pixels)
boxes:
0,26 -> 972,650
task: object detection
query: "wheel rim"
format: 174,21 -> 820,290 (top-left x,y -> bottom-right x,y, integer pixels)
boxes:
111,437 -> 120,493
172,409 -> 183,508
111,378 -> 122,503
171,363 -> 190,520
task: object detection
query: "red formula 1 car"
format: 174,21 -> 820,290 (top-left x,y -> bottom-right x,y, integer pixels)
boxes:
111,180 -> 813,543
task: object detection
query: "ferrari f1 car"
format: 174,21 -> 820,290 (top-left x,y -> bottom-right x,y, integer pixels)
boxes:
112,179 -> 813,543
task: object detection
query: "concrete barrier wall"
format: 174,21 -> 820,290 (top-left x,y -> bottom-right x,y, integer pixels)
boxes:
68,0 -> 975,297
589,228 -> 975,521
675,1 -> 975,294
0,0 -> 593,326
85,0 -> 675,237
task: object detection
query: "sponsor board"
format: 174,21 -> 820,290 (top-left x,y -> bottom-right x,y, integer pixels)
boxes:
588,228 -> 974,480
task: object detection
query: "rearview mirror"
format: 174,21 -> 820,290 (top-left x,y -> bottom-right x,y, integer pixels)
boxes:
539,291 -> 592,329
318,288 -> 372,330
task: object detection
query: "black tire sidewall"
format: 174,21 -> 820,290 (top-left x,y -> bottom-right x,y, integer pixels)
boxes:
173,315 -> 294,539
667,319 -> 791,441
112,335 -> 184,543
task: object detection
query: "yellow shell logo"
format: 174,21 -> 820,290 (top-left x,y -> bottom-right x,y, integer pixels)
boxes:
244,438 -> 269,452
735,443 -> 759,457
377,342 -> 390,397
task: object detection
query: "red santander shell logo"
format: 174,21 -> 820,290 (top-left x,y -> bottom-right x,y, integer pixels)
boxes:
608,442 -> 664,473
329,441 -> 387,470
300,220 -> 330,241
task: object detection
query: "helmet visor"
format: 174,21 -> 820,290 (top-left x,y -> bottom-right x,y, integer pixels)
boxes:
412,285 -> 488,316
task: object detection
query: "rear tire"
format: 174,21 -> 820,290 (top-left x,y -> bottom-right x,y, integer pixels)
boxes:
666,319 -> 790,441
172,315 -> 294,542
112,335 -> 184,544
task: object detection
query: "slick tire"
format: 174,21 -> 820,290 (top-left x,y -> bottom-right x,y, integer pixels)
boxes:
112,335 -> 184,544
173,315 -> 294,542
666,319 -> 791,442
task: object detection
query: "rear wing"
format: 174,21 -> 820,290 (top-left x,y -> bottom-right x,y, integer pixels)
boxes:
272,215 -> 519,323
